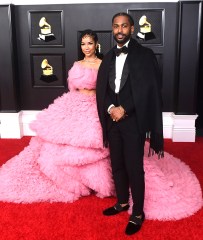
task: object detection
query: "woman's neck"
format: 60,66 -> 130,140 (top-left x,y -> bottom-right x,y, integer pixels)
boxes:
83,56 -> 97,64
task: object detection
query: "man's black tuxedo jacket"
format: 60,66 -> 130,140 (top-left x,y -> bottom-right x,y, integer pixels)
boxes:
96,38 -> 164,154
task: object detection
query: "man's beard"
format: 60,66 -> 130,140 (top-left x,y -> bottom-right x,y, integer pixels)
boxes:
113,33 -> 131,44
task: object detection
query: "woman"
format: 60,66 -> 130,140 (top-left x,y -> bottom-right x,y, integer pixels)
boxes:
0,29 -> 115,203
0,30 -> 202,221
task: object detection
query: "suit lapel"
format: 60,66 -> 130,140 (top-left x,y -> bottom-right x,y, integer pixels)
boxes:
108,58 -> 116,91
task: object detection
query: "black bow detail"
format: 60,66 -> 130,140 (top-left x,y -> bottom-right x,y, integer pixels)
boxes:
114,46 -> 128,56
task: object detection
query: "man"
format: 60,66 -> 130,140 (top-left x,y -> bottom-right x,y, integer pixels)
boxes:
96,12 -> 164,235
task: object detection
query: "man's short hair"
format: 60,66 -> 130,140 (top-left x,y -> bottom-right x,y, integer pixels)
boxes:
112,12 -> 134,26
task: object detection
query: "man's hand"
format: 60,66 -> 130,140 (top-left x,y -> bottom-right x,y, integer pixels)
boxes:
110,106 -> 126,122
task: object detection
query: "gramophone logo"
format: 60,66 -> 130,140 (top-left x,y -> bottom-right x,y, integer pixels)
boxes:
136,15 -> 155,41
38,17 -> 56,42
40,59 -> 57,83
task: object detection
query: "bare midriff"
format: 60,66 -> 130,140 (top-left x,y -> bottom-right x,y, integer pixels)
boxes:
78,89 -> 96,95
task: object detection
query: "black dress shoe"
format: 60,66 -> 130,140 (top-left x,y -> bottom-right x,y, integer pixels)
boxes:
103,203 -> 129,216
125,213 -> 145,235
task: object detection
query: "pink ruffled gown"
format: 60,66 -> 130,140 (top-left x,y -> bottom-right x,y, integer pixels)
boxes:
0,62 -> 202,220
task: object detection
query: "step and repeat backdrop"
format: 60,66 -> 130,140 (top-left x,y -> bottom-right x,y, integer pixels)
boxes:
0,1 -> 201,115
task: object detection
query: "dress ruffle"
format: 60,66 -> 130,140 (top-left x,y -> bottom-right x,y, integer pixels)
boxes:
0,137 -> 114,203
31,91 -> 104,148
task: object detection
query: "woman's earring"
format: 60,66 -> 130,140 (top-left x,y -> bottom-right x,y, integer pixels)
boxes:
98,43 -> 101,53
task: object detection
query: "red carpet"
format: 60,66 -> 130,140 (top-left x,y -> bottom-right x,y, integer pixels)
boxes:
0,137 -> 203,240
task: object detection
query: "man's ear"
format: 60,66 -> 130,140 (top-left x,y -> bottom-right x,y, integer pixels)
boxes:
131,25 -> 135,35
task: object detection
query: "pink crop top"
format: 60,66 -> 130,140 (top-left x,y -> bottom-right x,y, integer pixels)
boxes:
67,62 -> 98,91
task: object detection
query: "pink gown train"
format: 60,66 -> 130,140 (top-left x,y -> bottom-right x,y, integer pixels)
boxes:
0,62 -> 202,220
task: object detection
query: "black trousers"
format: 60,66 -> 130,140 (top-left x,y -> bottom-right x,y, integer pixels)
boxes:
107,113 -> 145,216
